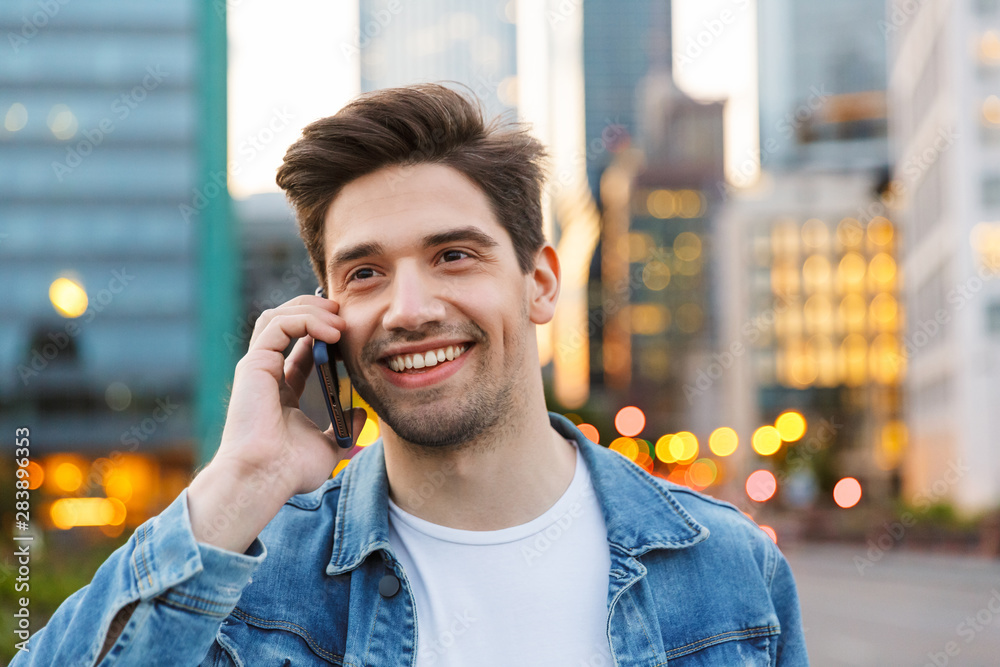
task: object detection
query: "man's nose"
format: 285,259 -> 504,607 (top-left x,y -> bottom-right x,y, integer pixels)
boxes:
381,263 -> 447,331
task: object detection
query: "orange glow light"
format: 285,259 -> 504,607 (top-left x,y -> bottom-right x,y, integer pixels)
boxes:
833,477 -> 862,508
759,525 -> 778,544
746,470 -> 777,502
53,462 -> 83,492
577,423 -> 600,443
614,406 -> 645,437
687,459 -> 718,489
26,461 -> 45,490
50,498 -> 126,529
609,437 -> 639,461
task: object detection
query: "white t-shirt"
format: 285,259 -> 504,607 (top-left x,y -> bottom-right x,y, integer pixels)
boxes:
387,439 -> 613,666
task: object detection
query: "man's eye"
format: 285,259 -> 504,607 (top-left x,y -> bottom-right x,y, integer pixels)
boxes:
441,250 -> 470,262
349,268 -> 377,281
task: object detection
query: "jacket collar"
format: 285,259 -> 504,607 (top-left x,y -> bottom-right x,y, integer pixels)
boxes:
326,411 -> 708,575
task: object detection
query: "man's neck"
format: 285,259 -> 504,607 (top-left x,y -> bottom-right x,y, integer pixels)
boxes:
382,402 -> 577,531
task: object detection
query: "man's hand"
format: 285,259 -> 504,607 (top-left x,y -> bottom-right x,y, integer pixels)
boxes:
187,294 -> 368,553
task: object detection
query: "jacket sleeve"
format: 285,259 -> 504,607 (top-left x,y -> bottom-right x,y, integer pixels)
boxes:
10,488 -> 267,667
768,545 -> 809,665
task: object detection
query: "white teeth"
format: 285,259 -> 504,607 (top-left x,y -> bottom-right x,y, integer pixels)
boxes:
387,344 -> 470,373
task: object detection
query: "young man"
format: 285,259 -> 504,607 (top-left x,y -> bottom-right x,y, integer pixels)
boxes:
16,85 -> 808,666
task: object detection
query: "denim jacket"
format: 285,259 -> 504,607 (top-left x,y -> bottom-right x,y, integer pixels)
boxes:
14,412 -> 808,666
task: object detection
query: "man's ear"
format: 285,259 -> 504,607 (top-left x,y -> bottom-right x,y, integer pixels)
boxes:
528,244 -> 561,325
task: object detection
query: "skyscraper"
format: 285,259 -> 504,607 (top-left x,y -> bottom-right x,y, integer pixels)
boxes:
888,0 -> 1000,512
756,0 -> 888,173
358,0 -> 517,119
0,0 -> 219,529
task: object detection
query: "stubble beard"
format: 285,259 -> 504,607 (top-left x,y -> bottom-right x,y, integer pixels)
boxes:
345,320 -> 525,451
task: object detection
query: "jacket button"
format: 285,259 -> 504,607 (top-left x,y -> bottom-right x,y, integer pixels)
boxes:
379,573 -> 400,598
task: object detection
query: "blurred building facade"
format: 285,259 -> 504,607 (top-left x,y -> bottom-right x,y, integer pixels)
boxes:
0,1 -> 203,532
582,0 -> 652,197
358,0 -> 517,118
593,0 -> 726,433
714,0 -> 899,515
756,0 -> 888,174
888,0 -> 1000,513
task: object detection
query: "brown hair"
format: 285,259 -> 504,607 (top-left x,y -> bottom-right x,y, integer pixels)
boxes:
275,83 -> 548,287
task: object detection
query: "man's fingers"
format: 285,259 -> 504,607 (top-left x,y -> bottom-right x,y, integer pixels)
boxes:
248,311 -> 344,366
283,335 -> 314,399
249,306 -> 344,351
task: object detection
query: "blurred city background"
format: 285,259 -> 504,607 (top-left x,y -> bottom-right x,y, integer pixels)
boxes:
2,0 -> 1000,664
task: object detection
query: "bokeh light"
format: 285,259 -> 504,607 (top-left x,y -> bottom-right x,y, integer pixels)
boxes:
26,460 -> 45,490
50,498 -> 126,529
833,477 -> 863,508
673,232 -> 702,261
4,102 -> 28,132
577,423 -> 600,443
668,431 -> 699,463
686,458 -> 718,489
609,436 -> 640,461
53,461 -> 83,492
655,434 -> 675,463
104,470 -> 133,503
49,277 -> 88,318
614,406 -> 645,437
746,470 -> 777,502
759,525 -> 778,544
774,411 -> 806,442
752,426 -> 782,456
708,427 -> 739,456
642,260 -> 672,290
647,189 -> 677,218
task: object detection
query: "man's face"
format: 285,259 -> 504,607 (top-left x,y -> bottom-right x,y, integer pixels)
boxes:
322,163 -> 546,449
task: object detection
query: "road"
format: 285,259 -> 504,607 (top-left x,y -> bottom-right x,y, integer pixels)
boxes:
785,544 -> 1000,666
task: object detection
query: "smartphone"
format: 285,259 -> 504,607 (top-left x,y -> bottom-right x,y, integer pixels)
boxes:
313,287 -> 354,448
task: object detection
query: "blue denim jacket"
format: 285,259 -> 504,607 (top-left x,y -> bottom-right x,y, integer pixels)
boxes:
14,412 -> 808,666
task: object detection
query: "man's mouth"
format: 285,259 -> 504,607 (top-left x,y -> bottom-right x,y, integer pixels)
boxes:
382,343 -> 473,373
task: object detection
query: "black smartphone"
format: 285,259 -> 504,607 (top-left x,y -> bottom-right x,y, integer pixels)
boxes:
313,287 -> 354,448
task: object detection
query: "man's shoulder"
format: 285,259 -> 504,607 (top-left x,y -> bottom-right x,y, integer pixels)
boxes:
644,474 -> 778,558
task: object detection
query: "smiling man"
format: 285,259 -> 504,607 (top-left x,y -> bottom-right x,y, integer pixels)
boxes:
14,85 -> 808,666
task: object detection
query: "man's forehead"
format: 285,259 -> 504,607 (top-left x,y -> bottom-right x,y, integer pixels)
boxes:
323,163 -> 505,254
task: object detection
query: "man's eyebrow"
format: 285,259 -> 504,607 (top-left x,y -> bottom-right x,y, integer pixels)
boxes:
421,226 -> 501,251
327,226 -> 500,276
328,241 -> 386,277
